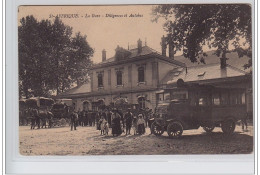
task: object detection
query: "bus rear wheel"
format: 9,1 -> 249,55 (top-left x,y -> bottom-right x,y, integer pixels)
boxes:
167,121 -> 183,138
151,122 -> 164,136
221,119 -> 236,134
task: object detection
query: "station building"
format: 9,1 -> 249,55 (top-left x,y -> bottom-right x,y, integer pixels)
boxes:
57,38 -> 252,114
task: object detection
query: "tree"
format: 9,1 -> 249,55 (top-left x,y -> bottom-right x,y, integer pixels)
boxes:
69,32 -> 93,86
152,4 -> 252,68
19,16 -> 94,98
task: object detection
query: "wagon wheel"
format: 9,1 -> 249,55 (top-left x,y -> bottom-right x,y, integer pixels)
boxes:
221,119 -> 236,134
151,122 -> 164,136
167,121 -> 183,138
203,125 -> 215,133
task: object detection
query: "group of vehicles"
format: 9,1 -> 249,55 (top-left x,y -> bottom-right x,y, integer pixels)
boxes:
20,78 -> 250,137
19,97 -> 72,128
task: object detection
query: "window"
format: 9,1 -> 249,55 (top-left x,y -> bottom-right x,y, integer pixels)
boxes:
138,67 -> 145,83
83,101 -> 90,111
242,93 -> 246,104
230,91 -> 246,105
157,93 -> 170,102
108,70 -> 111,85
138,97 -> 145,109
220,91 -> 229,105
212,93 -> 220,105
158,93 -> 164,101
98,74 -> 103,87
164,93 -> 170,101
172,91 -> 188,100
116,71 -> 123,85
199,98 -> 207,106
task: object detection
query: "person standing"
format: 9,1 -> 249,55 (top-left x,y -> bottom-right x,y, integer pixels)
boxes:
111,109 -> 122,136
70,111 -> 78,131
96,110 -> 101,130
242,114 -> 248,131
33,108 -> 40,129
30,108 -> 36,129
107,109 -> 112,128
124,108 -> 133,135
91,111 -> 96,126
47,111 -> 54,128
148,112 -> 155,134
77,109 -> 82,126
137,114 -> 145,135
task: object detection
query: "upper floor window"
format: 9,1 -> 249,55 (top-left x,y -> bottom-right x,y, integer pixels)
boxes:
116,71 -> 123,86
138,67 -> 145,83
98,73 -> 103,87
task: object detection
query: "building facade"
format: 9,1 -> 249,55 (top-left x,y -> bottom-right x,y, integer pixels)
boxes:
57,38 -> 185,111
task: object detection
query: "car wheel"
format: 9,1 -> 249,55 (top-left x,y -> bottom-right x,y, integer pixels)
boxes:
167,121 -> 183,138
221,119 -> 236,134
151,122 -> 164,136
203,125 -> 215,133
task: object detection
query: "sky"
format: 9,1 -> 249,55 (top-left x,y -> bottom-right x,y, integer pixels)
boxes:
18,5 -> 168,63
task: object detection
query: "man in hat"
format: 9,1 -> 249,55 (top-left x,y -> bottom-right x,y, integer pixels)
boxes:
124,108 -> 133,135
70,110 -> 78,131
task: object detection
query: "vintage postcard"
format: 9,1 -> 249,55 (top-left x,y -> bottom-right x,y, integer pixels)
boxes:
18,4 -> 253,156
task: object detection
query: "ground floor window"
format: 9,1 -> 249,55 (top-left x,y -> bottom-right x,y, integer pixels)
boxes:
138,97 -> 145,109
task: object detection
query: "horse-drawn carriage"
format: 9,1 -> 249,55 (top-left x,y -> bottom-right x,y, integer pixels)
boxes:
25,97 -> 55,128
50,102 -> 72,127
151,79 -> 248,138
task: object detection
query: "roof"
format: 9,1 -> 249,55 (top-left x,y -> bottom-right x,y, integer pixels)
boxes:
57,83 -> 91,98
162,63 -> 248,85
174,50 -> 251,72
91,46 -> 185,69
98,46 -> 158,64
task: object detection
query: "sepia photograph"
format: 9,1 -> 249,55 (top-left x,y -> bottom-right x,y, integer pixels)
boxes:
18,4 -> 253,156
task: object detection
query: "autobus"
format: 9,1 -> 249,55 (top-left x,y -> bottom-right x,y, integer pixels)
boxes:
151,79 -> 248,138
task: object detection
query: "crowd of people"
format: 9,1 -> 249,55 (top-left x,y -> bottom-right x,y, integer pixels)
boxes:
20,104 -> 155,136
70,107 -> 154,136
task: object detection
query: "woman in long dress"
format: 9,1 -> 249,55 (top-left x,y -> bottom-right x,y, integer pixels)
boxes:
111,110 -> 122,136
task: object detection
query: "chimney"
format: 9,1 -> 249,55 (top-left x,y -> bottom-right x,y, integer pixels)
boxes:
137,39 -> 142,53
161,35 -> 167,57
102,49 -> 106,62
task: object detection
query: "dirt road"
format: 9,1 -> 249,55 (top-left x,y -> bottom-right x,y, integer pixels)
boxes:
19,125 -> 253,155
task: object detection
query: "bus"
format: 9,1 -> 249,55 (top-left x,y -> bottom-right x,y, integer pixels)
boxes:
151,79 -> 248,138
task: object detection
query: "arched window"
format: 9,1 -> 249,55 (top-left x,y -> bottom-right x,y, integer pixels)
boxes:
138,97 -> 145,109
138,67 -> 145,83
83,101 -> 91,111
116,71 -> 123,85
98,73 -> 103,87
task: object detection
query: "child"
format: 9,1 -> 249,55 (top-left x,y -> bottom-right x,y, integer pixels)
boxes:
104,121 -> 109,135
100,116 -> 106,135
137,114 -> 145,135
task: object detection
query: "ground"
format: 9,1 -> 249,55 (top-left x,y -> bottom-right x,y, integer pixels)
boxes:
19,124 -> 253,156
